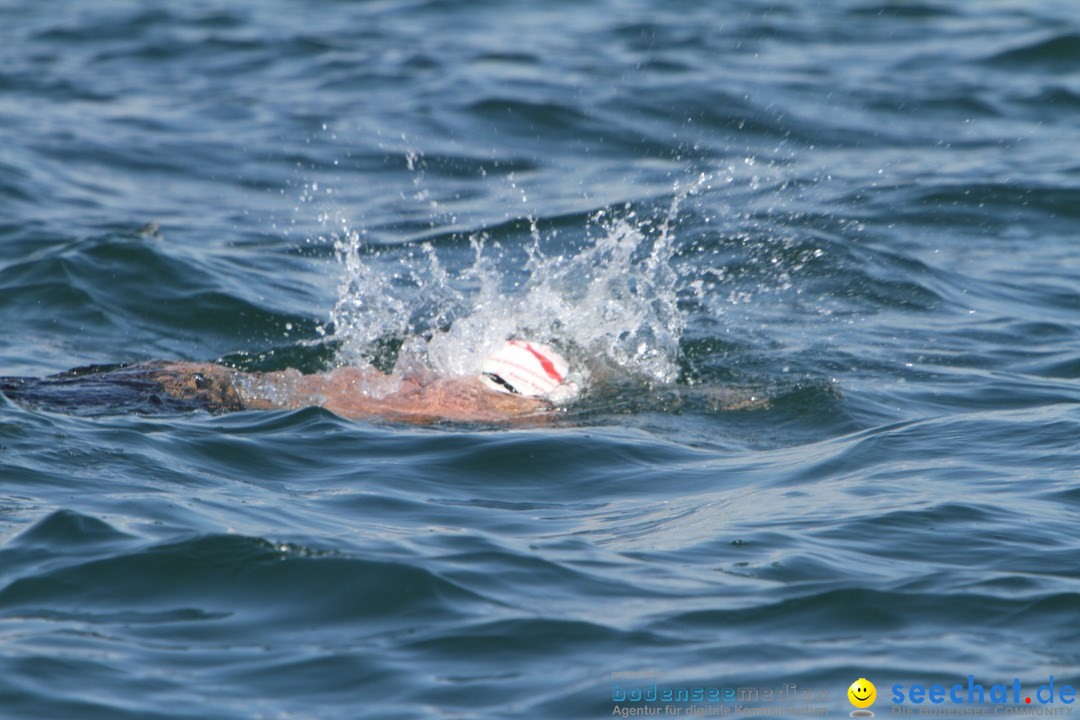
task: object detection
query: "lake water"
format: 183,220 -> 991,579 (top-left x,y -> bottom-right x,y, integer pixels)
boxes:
1,1 -> 1078,718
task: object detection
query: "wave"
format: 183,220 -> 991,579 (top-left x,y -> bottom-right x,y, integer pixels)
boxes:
986,33 -> 1080,71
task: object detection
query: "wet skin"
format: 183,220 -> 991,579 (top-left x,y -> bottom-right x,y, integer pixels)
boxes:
160,362 -> 550,423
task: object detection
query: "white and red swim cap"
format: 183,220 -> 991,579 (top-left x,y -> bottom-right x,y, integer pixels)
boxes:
480,340 -> 576,402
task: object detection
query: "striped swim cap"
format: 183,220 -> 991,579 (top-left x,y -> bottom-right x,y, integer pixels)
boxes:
480,340 -> 574,401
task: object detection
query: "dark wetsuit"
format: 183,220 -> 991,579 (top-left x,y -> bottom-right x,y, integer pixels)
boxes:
0,362 -> 242,415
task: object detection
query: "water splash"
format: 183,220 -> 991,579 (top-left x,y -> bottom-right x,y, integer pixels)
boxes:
319,170 -> 716,393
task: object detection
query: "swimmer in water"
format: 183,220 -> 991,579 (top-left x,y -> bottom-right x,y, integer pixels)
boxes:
0,340 -> 580,424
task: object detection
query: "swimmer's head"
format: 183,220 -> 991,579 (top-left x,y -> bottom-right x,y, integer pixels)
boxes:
480,340 -> 579,405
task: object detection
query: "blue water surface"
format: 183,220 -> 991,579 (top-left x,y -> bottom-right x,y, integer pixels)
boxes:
1,1 -> 1078,718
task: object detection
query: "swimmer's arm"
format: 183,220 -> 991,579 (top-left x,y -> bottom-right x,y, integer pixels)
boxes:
228,365 -> 397,412
321,376 -> 550,423
158,363 -> 550,422
153,362 -> 340,411
156,362 -> 440,419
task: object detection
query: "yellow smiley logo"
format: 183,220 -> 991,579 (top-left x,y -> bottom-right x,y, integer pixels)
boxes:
848,678 -> 877,709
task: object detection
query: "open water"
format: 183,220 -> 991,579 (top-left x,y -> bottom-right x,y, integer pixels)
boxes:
1,1 -> 1078,718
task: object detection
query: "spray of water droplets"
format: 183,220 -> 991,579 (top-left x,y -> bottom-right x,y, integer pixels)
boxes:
295,141 -> 834,400
308,168 -> 720,393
